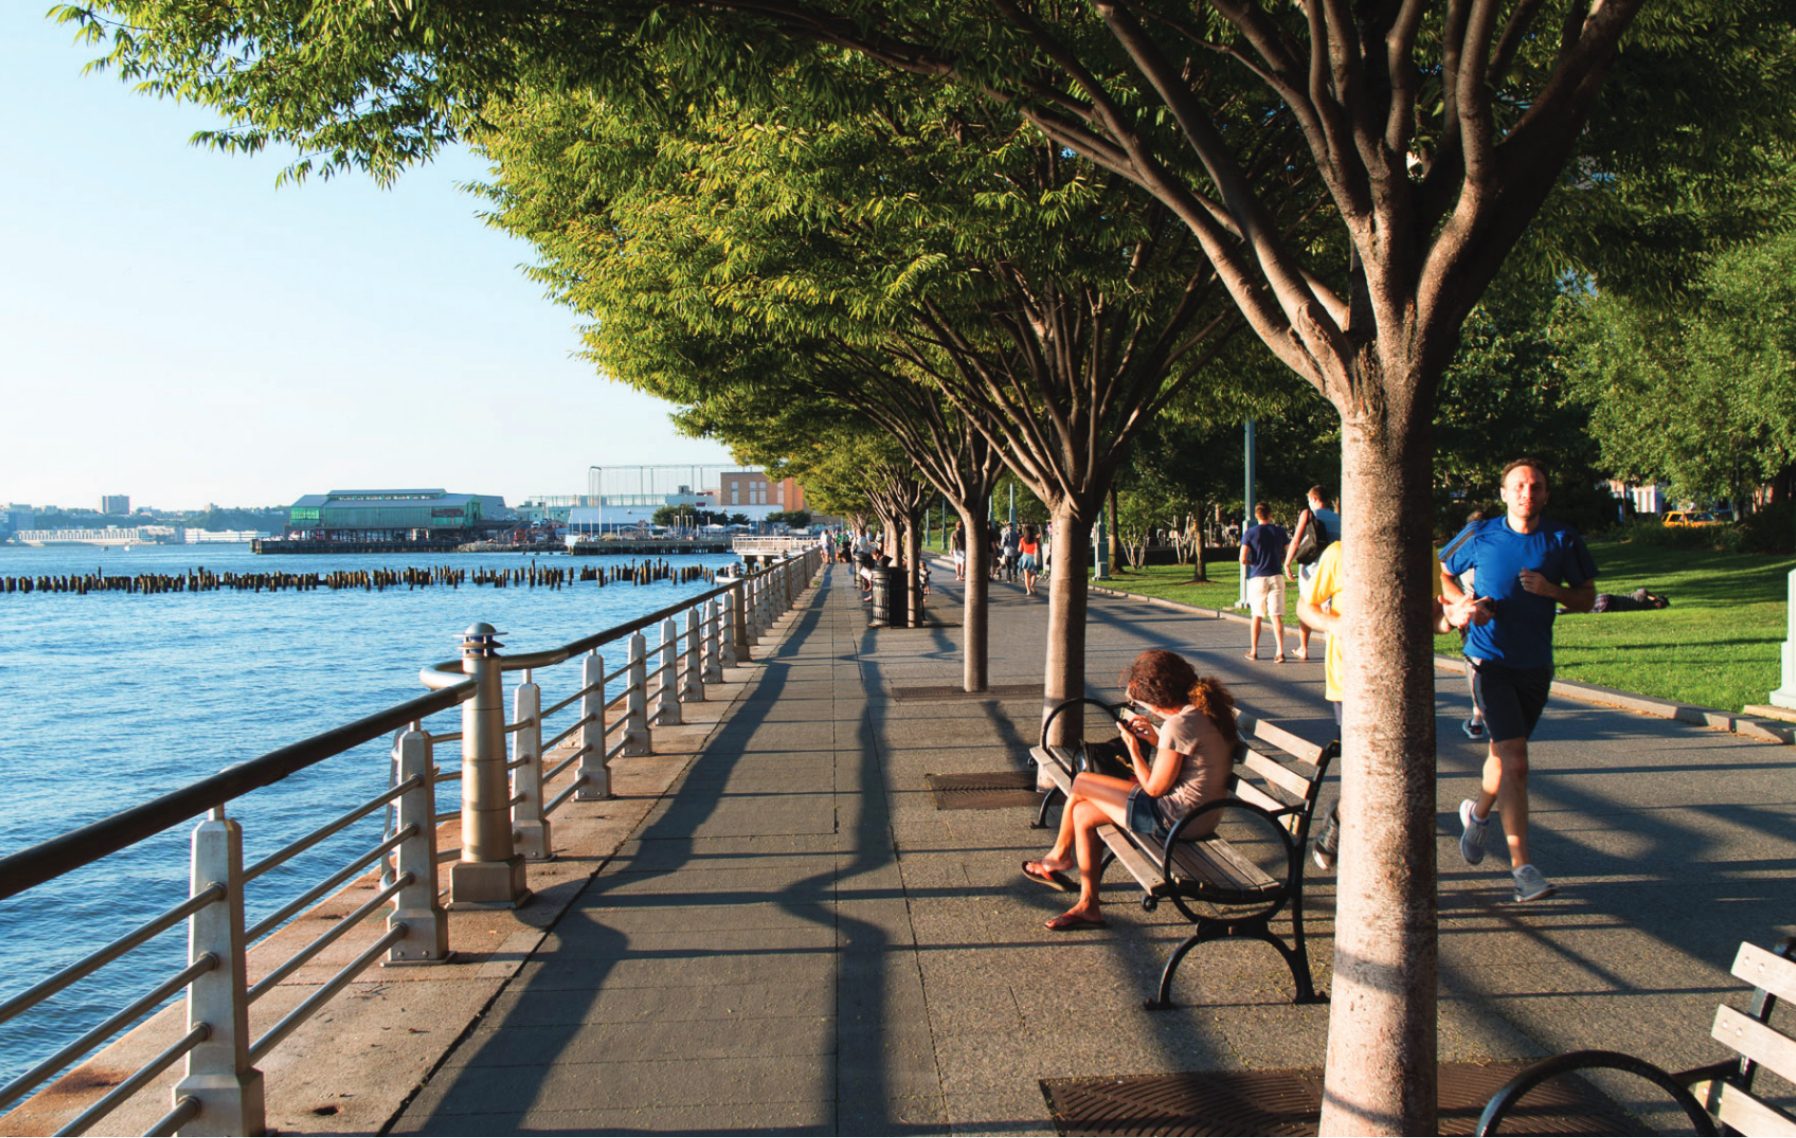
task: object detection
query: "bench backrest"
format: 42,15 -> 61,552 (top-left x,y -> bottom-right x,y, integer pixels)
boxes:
1696,941 -> 1796,1136
1228,710 -> 1337,840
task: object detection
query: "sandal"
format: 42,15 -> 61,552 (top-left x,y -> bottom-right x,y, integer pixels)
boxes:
1045,911 -> 1108,932
1022,861 -> 1074,892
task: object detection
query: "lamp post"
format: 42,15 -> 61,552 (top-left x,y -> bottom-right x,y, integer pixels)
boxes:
1235,418 -> 1256,609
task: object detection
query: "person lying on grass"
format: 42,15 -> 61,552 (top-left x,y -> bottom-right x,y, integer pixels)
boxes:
1023,649 -> 1238,931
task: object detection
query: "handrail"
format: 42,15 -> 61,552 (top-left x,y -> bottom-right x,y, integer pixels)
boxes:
0,682 -> 473,903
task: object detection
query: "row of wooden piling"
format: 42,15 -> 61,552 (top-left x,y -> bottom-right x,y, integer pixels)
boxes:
1,560 -> 720,597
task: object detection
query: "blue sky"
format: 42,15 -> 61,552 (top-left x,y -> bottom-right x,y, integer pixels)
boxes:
0,6 -> 731,512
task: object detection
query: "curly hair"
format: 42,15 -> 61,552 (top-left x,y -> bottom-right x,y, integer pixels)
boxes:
1119,649 -> 1240,750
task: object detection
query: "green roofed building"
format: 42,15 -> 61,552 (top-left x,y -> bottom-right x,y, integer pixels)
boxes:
287,489 -> 512,541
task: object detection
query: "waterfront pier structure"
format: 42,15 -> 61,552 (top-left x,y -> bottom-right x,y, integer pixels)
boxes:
4,560 -> 1795,1133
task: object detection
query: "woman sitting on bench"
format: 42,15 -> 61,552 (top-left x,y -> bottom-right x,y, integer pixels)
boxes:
1023,649 -> 1238,931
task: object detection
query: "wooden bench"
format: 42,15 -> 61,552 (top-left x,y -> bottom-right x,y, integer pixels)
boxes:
1477,937 -> 1796,1136
1030,698 -> 1338,1009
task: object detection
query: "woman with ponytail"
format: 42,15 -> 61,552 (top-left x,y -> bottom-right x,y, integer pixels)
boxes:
1023,649 -> 1239,930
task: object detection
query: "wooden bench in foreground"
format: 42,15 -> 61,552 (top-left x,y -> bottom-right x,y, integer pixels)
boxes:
1030,699 -> 1338,1009
1478,937 -> 1796,1135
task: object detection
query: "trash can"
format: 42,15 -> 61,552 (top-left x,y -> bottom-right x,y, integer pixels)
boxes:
869,564 -> 893,627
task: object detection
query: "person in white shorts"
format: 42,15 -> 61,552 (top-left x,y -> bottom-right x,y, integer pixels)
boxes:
1239,502 -> 1290,662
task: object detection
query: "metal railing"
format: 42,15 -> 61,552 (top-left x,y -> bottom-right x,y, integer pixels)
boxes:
0,549 -> 823,1136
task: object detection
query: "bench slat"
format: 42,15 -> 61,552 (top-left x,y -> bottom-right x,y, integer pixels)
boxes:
1689,1079 -> 1796,1138
1713,1004 -> 1796,1086
1235,712 -> 1327,766
1168,839 -> 1279,894
1232,779 -> 1295,819
1733,943 -> 1796,1006
1239,749 -> 1314,801
1096,824 -> 1167,894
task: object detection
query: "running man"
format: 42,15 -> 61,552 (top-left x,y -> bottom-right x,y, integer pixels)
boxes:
1441,458 -> 1597,902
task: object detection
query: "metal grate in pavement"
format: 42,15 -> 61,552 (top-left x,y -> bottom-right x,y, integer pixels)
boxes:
892,683 -> 1041,702
925,770 -> 1042,810
1041,1061 -> 1639,1136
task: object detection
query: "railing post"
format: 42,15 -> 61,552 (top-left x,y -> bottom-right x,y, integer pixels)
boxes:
681,606 -> 706,703
576,650 -> 611,800
511,673 -> 550,860
703,598 -> 724,682
388,729 -> 449,964
753,573 -> 769,639
450,623 -> 528,908
729,581 -> 750,662
174,809 -> 265,1136
624,631 -> 652,755
654,617 -> 682,725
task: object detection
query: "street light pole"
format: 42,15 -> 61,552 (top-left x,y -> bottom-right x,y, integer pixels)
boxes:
1236,418 -> 1256,609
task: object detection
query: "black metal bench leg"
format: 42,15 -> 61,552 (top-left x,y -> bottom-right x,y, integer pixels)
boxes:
1256,927 -> 1323,1005
1145,927 -> 1221,1011
1033,783 -> 1061,829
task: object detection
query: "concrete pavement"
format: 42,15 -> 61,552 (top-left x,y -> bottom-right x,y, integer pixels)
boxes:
393,562 -> 1796,1134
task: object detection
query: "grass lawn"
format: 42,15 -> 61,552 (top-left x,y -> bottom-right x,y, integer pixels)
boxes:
1098,543 -> 1793,713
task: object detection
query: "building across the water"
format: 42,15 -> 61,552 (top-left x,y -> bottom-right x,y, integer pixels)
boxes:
285,489 -> 512,541
100,494 -> 130,516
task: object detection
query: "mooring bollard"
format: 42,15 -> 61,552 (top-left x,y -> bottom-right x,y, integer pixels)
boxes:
388,728 -> 449,963
177,809 -> 266,1137
624,631 -> 651,756
576,650 -> 611,800
511,672 -> 550,860
450,623 -> 527,907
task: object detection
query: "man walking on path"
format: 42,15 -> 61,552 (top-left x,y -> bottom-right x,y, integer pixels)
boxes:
1283,486 -> 1341,662
1441,458 -> 1598,902
1240,502 -> 1289,662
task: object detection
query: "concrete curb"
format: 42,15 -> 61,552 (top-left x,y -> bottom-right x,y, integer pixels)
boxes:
1087,581 -> 1794,747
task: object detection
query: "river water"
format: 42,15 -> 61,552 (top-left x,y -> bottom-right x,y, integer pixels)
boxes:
0,542 -> 738,1088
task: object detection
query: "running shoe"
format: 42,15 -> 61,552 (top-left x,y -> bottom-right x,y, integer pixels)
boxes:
1312,806 -> 1340,870
1458,799 -> 1489,866
1512,864 -> 1556,902
1463,718 -> 1486,740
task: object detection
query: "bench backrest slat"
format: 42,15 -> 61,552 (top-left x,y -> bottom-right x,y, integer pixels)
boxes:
1234,712 -> 1328,766
1734,942 -> 1796,1005
1239,749 -> 1314,802
1231,778 -> 1294,822
1713,1004 -> 1796,1087
1690,1078 -> 1796,1138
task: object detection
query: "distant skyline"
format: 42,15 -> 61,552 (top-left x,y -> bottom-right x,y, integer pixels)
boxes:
0,7 -> 732,513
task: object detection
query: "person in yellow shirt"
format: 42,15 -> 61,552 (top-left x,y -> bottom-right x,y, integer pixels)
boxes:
1299,539 -> 1471,868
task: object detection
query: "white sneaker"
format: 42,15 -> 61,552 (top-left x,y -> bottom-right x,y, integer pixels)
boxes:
1512,864 -> 1556,902
1458,800 -> 1489,866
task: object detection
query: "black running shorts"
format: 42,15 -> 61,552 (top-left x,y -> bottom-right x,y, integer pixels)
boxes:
1468,658 -> 1554,743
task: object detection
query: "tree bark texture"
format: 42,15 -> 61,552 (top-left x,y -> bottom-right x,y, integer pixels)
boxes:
1318,411 -> 1441,1135
903,509 -> 923,628
959,504 -> 991,691
1041,501 -> 1094,748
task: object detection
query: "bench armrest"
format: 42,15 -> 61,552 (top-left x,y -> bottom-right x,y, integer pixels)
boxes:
1160,797 -> 1299,887
1476,1050 -> 1717,1136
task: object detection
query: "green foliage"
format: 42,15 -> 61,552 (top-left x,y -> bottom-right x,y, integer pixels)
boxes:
1561,226 -> 1796,506
650,505 -> 732,527
764,510 -> 812,528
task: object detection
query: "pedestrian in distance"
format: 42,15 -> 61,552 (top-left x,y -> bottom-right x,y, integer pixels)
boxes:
1240,503 -> 1289,662
1001,524 -> 1021,582
1019,526 -> 1042,596
1441,458 -> 1598,903
950,522 -> 967,581
1283,486 -> 1340,662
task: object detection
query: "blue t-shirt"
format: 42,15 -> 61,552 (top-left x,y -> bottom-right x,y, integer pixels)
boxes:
1243,523 -> 1288,579
1309,507 -> 1341,548
1441,517 -> 1598,669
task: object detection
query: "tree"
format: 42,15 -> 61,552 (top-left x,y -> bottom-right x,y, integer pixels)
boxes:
62,0 -> 1796,1126
1562,228 -> 1796,510
764,510 -> 813,528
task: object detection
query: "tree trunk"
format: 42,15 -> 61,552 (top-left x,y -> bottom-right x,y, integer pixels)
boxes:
960,503 -> 991,692
1191,504 -> 1209,581
1041,500 -> 1094,748
1316,411 -> 1440,1136
1107,484 -> 1120,574
904,508 -> 923,629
